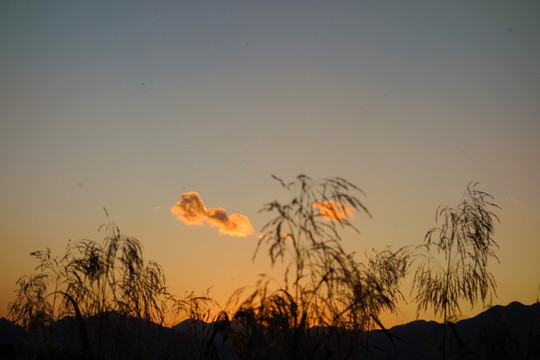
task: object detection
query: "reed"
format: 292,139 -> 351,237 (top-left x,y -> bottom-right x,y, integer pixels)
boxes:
412,183 -> 500,360
230,175 -> 409,359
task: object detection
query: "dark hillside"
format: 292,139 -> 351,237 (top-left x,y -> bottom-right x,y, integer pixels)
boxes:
368,302 -> 540,360
1,302 -> 538,359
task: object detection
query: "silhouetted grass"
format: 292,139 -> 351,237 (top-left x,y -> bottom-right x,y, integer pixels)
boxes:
9,176 -> 526,360
412,183 -> 500,360
228,175 -> 410,359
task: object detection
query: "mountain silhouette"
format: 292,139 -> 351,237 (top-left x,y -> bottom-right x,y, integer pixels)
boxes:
368,301 -> 540,359
0,301 -> 538,359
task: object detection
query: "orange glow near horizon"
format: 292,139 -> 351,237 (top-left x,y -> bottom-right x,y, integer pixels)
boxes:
312,200 -> 354,221
170,192 -> 254,237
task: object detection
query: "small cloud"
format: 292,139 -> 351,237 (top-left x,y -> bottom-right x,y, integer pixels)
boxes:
171,192 -> 254,237
312,200 -> 354,221
153,206 -> 161,210
505,196 -> 519,207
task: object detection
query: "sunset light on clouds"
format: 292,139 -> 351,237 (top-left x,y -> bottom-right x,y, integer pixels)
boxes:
312,200 -> 355,221
171,192 -> 254,237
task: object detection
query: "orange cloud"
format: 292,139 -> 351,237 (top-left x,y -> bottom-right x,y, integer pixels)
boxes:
312,200 -> 354,221
505,195 -> 519,207
171,191 -> 207,226
171,192 -> 254,237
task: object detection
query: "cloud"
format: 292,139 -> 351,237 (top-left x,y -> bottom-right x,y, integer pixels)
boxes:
312,200 -> 354,221
170,192 -> 254,237
171,191 -> 207,226
505,195 -> 519,207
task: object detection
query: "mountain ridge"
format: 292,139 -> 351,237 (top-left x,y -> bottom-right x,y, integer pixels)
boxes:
1,301 -> 538,359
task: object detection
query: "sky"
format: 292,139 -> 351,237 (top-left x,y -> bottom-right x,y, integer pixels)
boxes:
1,0 -> 539,327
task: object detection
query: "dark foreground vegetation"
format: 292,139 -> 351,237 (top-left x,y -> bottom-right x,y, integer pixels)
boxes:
2,175 -> 538,359
2,301 -> 538,359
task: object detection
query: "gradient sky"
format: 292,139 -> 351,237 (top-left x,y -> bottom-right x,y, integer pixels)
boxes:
1,0 -> 539,326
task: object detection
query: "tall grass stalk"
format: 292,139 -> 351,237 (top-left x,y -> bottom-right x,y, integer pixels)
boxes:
412,183 -> 499,360
231,175 -> 409,359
